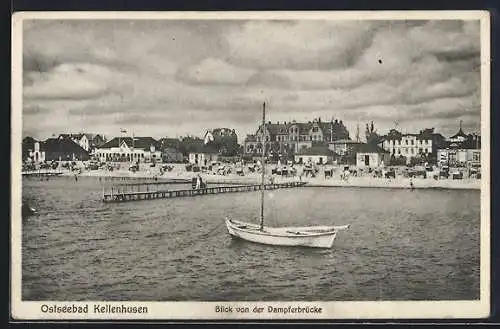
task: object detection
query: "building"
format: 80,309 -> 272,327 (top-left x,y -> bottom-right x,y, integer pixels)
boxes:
188,145 -> 219,166
161,147 -> 184,163
379,128 -> 445,164
22,137 -> 45,163
328,139 -> 363,156
43,136 -> 90,161
437,122 -> 481,168
95,137 -> 161,163
356,143 -> 390,168
437,148 -> 481,168
294,146 -> 333,165
244,118 -> 350,156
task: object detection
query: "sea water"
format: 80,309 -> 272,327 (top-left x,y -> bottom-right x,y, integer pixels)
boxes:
21,176 -> 480,301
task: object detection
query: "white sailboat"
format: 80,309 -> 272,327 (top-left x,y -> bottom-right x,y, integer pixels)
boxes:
225,102 -> 350,248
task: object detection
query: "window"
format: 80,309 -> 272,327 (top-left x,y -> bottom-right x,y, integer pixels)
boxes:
312,127 -> 319,132
473,152 -> 480,162
405,140 -> 408,145
411,140 -> 414,145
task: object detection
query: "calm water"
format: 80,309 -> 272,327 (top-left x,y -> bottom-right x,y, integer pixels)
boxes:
21,176 -> 480,301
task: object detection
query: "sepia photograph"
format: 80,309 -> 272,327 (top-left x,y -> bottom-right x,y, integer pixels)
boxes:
11,11 -> 490,320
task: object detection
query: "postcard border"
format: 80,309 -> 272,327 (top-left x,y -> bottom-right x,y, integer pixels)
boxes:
10,10 -> 492,321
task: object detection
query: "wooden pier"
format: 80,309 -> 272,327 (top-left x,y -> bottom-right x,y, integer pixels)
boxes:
102,181 -> 307,203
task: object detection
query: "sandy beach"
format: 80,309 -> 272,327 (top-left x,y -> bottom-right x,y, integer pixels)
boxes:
24,163 -> 481,190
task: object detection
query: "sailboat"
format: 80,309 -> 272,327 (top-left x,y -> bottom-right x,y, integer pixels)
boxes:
225,102 -> 350,248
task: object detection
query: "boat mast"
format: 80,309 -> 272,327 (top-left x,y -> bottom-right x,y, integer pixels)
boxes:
260,102 -> 266,231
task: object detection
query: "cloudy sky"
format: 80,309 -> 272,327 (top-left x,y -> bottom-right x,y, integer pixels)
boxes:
22,18 -> 482,142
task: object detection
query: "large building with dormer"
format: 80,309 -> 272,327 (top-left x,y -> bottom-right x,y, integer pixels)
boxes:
95,137 -> 161,163
244,118 -> 350,158
379,128 -> 446,164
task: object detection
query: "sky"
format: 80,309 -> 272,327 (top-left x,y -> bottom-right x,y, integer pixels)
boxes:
21,18 -> 482,142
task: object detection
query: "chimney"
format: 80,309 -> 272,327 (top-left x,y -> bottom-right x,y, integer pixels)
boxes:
268,121 -> 271,124
340,120 -> 343,125
277,121 -> 280,124
335,119 -> 338,124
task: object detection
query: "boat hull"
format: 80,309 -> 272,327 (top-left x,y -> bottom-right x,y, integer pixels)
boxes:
225,218 -> 348,248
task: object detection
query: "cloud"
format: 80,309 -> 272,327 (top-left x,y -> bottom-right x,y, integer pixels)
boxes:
225,20 -> 379,70
176,58 -> 254,85
19,18 -> 483,140
245,71 -> 292,89
23,63 -> 120,100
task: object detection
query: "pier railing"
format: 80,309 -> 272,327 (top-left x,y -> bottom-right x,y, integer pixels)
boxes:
102,181 -> 307,203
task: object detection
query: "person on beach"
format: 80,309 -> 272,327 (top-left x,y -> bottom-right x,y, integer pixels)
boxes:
410,177 -> 414,190
195,174 -> 201,189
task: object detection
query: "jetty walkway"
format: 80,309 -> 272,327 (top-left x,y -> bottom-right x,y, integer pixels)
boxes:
102,181 -> 306,203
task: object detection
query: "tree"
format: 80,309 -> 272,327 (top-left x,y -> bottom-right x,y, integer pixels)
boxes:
390,154 -> 407,166
365,121 -> 381,145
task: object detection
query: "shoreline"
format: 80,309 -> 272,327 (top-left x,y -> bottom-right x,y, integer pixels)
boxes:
23,168 -> 481,190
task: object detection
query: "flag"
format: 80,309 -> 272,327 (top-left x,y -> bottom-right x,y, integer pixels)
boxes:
204,131 -> 214,144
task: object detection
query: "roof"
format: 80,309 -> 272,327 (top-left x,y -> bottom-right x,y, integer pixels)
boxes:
158,137 -> 181,147
23,136 -> 37,144
445,134 -> 481,149
42,137 -> 90,154
253,119 -> 350,141
99,137 -> 159,150
382,128 -> 444,141
329,139 -> 359,144
357,143 -> 389,154
382,129 -> 404,141
257,123 -> 289,136
59,133 -> 103,141
298,123 -> 312,135
297,146 -> 333,156
449,128 -> 468,139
